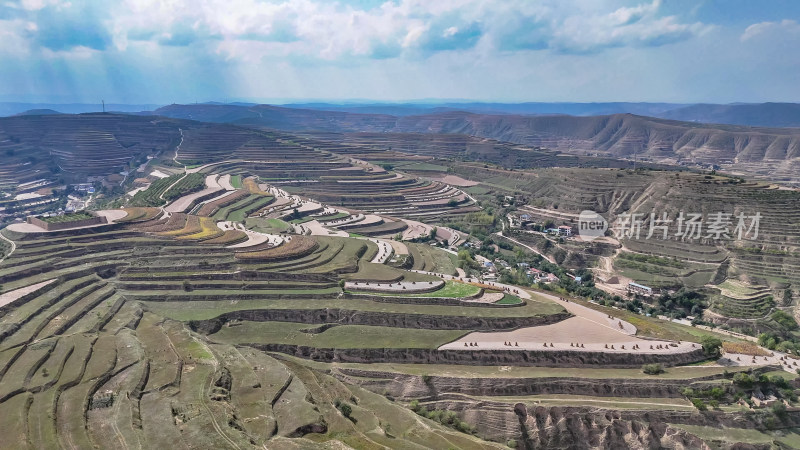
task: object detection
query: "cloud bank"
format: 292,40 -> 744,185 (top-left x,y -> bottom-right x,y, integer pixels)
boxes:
0,0 -> 797,103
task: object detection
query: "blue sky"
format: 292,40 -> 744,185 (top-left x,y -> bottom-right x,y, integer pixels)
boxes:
0,0 -> 798,104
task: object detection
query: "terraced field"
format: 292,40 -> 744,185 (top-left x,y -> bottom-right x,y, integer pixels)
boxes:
481,167 -> 800,319
3,111 -> 800,448
0,209 -> 540,439
0,195 -> 740,448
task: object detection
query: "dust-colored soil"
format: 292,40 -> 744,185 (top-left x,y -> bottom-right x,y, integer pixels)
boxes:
719,352 -> 798,373
217,174 -> 235,190
303,220 -> 348,237
225,226 -> 283,249
463,292 -> 504,304
165,187 -> 222,213
96,209 -> 130,223
401,219 -> 432,240
431,175 -> 479,187
440,319 -> 697,354
440,289 -> 697,355
388,239 -> 409,256
205,174 -> 221,189
345,280 -> 444,293
0,279 -> 56,307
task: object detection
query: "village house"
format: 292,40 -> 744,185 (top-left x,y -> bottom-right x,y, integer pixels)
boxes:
627,282 -> 653,297
528,268 -> 559,283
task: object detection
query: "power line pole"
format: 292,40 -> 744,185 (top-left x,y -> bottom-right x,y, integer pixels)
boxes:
102,99 -> 105,113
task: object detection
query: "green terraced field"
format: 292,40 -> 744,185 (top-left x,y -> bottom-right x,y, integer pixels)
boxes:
2,115 -> 799,450
210,322 -> 468,348
142,294 -> 566,322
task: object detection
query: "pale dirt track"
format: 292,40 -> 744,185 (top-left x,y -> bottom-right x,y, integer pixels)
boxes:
719,352 -> 799,373
217,174 -> 235,191
0,229 -> 17,265
302,220 -> 348,237
166,187 -> 222,213
388,239 -> 409,255
439,288 -> 698,355
401,219 -> 432,240
410,271 -> 531,300
0,279 -> 56,307
428,175 -> 479,187
205,174 -> 221,189
222,222 -> 283,249
96,209 -> 129,222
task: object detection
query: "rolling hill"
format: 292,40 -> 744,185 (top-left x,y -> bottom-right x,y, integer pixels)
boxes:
658,102 -> 800,128
153,104 -> 800,177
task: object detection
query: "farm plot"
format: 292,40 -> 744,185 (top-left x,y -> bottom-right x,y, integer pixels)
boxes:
212,194 -> 267,221
407,243 -> 458,275
176,217 -> 224,241
196,189 -> 247,217
0,279 -> 56,308
165,186 -> 222,213
235,235 -> 319,262
161,173 -> 207,202
130,174 -> 182,207
210,322 -> 468,349
115,207 -> 162,223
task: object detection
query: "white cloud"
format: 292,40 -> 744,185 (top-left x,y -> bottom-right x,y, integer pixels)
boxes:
1,0 -> 712,62
0,18 -> 34,55
16,0 -> 64,10
741,19 -> 800,42
549,1 -> 711,53
9,0 -> 796,104
104,0 -> 710,59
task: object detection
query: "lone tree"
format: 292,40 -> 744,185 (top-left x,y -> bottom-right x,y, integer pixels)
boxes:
642,363 -> 664,375
700,335 -> 722,358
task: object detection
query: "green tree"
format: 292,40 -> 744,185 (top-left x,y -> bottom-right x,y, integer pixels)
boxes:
642,364 -> 664,375
700,336 -> 722,358
733,372 -> 755,388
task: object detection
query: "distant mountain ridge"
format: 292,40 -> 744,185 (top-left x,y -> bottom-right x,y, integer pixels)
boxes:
281,102 -> 687,117
658,103 -> 800,128
280,102 -> 800,128
6,101 -> 800,128
152,104 -> 800,169
13,109 -> 62,116
0,102 -> 163,117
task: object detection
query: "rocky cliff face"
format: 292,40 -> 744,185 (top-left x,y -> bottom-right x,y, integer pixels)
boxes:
392,113 -> 800,165
427,401 -> 790,449
254,344 -> 707,368
334,368 -> 707,399
190,309 -> 572,333
514,406 -> 712,450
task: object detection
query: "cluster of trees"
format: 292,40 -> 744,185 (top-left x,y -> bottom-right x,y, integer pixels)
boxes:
682,385 -> 726,410
755,310 -> 800,352
334,399 -> 356,423
457,250 -> 481,275
409,400 -> 473,434
642,363 -> 664,375
732,372 -> 797,407
655,290 -> 707,319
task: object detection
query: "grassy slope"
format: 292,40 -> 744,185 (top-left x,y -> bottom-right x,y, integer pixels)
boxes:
143,293 -> 566,322
210,322 -> 468,348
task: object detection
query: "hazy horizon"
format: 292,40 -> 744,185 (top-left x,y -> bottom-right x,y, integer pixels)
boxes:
2,0 -> 800,104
